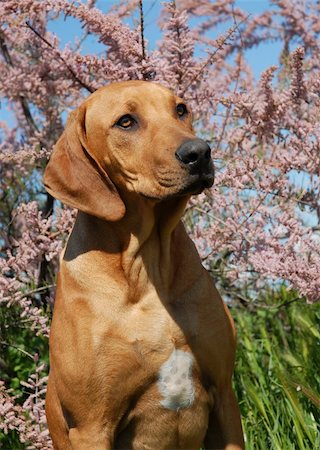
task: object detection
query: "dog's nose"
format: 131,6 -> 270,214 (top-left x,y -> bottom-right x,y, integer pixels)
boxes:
175,139 -> 212,171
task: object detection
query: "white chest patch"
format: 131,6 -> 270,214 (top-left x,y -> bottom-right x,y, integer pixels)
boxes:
157,349 -> 195,410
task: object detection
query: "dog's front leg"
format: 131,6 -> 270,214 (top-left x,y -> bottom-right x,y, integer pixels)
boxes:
68,425 -> 114,450
46,376 -> 116,450
204,385 -> 244,450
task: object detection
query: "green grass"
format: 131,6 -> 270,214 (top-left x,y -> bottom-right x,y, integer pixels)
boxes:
233,289 -> 320,450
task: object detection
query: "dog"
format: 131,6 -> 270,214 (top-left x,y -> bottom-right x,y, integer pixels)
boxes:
43,80 -> 244,450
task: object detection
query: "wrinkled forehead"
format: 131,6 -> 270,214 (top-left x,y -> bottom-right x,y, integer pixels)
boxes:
84,81 -> 183,125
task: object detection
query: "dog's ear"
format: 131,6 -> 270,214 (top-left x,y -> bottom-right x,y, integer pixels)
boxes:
43,104 -> 125,222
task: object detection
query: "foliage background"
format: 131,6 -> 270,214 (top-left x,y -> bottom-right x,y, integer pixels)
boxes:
0,0 -> 319,448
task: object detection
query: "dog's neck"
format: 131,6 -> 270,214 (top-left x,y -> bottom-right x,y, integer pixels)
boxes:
65,195 -> 189,301
118,195 -> 189,300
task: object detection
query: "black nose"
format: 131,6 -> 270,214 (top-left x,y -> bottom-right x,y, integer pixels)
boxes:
175,139 -> 212,171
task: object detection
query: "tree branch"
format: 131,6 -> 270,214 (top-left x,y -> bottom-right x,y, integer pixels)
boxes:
0,31 -> 40,134
139,0 -> 146,61
25,22 -> 95,94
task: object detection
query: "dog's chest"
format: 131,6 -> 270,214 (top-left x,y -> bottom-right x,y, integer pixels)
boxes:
117,292 -> 206,408
115,343 -> 210,449
157,348 -> 195,410
122,291 -> 198,354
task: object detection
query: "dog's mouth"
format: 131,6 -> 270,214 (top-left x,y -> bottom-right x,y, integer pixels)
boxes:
177,172 -> 214,196
138,170 -> 214,202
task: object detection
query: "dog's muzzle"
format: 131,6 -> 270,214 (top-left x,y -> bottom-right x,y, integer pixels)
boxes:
175,139 -> 214,190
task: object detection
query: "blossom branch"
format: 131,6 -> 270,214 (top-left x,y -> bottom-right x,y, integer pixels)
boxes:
25,21 -> 95,94
180,14 -> 250,95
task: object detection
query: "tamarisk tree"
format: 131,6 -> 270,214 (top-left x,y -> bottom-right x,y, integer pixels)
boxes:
0,0 -> 319,447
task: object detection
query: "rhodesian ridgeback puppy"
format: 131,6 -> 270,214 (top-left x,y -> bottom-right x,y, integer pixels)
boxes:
43,80 -> 244,450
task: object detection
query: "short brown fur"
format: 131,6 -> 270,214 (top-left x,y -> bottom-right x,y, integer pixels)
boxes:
44,81 -> 244,450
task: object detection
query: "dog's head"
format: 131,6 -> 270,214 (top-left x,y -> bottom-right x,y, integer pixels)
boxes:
43,81 -> 214,221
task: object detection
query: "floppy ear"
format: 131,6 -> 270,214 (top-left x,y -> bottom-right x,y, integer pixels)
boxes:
43,104 -> 125,222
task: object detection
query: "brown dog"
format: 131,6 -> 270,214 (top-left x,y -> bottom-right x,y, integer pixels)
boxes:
43,80 -> 244,450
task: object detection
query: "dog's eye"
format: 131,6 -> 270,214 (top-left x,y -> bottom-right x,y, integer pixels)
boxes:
176,103 -> 188,118
116,114 -> 136,129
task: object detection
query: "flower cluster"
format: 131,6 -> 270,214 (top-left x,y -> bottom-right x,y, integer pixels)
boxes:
0,366 -> 51,449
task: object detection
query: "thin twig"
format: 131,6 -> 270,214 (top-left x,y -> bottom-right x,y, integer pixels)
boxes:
214,6 -> 244,154
139,0 -> 146,61
23,284 -> 55,299
25,21 -> 95,93
145,0 -> 158,18
0,341 -> 35,360
180,15 -> 250,95
2,284 -> 55,304
235,186 -> 315,208
239,190 -> 270,228
192,206 -> 227,226
275,296 -> 302,309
